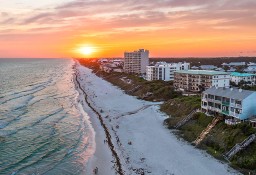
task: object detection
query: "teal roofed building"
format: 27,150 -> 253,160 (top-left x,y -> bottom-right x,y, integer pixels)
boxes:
230,72 -> 256,86
201,87 -> 256,125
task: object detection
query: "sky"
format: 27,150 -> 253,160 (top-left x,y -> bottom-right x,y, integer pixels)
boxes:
1,0 -> 256,58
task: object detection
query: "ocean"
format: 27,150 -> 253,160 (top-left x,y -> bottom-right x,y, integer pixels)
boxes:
0,59 -> 94,175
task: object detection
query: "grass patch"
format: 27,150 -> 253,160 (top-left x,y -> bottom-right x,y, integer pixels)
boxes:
161,96 -> 201,128
180,113 -> 213,142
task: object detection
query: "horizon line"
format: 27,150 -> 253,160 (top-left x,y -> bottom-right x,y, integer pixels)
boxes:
1,56 -> 256,59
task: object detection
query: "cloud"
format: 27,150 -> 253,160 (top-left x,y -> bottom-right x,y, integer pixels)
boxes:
1,12 -> 8,17
1,18 -> 15,24
1,0 -> 254,32
1,0 -> 256,55
22,13 -> 53,24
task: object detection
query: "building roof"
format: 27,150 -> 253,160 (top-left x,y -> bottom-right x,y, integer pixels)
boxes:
174,70 -> 229,75
222,62 -> 246,66
200,65 -> 217,70
248,62 -> 256,66
230,72 -> 255,77
191,66 -> 199,69
215,68 -> 224,71
248,65 -> 256,69
124,49 -> 149,53
147,62 -> 189,68
203,87 -> 255,100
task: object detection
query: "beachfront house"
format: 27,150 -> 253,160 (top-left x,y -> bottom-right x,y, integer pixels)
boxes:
230,72 -> 256,86
227,67 -> 236,72
174,70 -> 230,92
248,62 -> 256,66
146,62 -> 190,81
191,66 -> 199,70
201,87 -> 256,125
222,62 -> 246,67
244,65 -> 256,73
100,63 -> 123,73
215,68 -> 225,72
199,65 -> 217,70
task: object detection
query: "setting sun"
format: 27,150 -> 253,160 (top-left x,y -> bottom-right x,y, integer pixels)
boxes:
77,46 -> 96,56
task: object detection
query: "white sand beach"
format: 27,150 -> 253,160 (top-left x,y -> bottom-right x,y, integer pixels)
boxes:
75,62 -> 239,175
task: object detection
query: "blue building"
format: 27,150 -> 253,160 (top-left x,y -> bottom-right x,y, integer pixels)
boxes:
201,87 -> 256,125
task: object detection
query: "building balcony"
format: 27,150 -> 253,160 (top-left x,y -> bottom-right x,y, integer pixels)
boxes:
202,98 -> 208,102
222,110 -> 229,115
207,106 -> 221,113
229,111 -> 240,118
207,98 -> 215,102
222,101 -> 230,106
230,103 -> 235,107
214,99 -> 221,102
215,108 -> 222,113
235,104 -> 242,108
202,105 -> 207,109
206,105 -> 219,111
208,106 -> 214,110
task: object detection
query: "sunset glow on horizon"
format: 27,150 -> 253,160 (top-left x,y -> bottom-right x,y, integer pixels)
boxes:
1,0 -> 256,58
75,45 -> 98,57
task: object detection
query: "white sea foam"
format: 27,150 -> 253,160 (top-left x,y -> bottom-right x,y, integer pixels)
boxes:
0,59 -> 94,175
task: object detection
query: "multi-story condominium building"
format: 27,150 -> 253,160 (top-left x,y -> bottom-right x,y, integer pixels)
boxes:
230,72 -> 256,86
124,49 -> 149,74
146,62 -> 190,81
174,70 -> 230,92
201,87 -> 256,123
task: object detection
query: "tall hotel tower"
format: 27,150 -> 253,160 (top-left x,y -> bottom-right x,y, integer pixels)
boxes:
124,49 -> 149,74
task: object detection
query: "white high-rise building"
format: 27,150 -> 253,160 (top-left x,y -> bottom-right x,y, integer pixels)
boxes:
146,62 -> 190,81
124,49 -> 149,74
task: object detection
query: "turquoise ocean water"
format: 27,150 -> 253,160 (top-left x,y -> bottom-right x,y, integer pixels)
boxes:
0,59 -> 93,175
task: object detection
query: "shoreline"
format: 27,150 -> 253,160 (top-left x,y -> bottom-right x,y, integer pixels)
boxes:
74,61 -> 240,175
73,62 -> 124,175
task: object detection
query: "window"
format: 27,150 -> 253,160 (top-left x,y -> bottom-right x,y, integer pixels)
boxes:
209,102 -> 214,107
215,96 -> 221,101
235,108 -> 242,114
236,100 -> 242,105
215,103 -> 221,109
222,106 -> 229,111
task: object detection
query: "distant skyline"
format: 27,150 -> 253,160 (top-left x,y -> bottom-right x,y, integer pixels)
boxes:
1,0 -> 256,58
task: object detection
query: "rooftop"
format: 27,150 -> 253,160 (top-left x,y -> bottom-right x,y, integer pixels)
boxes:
125,49 -> 149,53
174,70 -> 229,75
230,72 -> 255,77
204,87 -> 255,100
147,62 -> 189,67
200,65 -> 217,69
222,62 -> 246,66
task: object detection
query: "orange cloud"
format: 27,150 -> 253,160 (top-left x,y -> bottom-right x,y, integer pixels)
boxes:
1,0 -> 256,58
